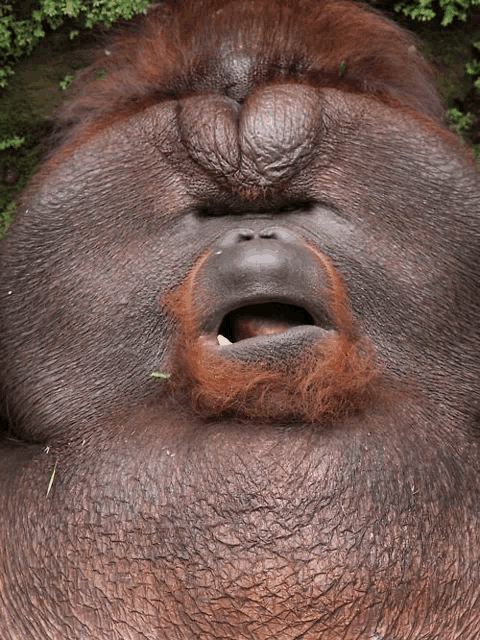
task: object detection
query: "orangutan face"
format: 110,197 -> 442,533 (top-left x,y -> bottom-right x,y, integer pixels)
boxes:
0,1 -> 479,638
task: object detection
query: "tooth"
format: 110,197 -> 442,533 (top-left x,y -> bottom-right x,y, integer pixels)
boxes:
217,334 -> 232,346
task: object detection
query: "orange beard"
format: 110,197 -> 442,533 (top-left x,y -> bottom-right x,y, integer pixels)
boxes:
163,246 -> 381,423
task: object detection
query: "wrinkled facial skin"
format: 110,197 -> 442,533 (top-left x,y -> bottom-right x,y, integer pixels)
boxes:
0,1 -> 479,639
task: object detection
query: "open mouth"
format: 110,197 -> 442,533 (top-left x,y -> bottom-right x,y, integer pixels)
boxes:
216,302 -> 330,346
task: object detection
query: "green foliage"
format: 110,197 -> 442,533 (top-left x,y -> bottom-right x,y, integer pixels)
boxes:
395,2 -> 480,160
59,72 -> 73,90
40,0 -> 151,28
395,0 -> 480,25
0,0 -> 150,88
448,107 -> 474,135
0,136 -> 25,151
151,372 -> 171,380
0,105 -> 51,239
466,42 -> 480,90
0,199 -> 16,239
0,4 -> 43,87
448,108 -> 480,161
0,0 -> 151,239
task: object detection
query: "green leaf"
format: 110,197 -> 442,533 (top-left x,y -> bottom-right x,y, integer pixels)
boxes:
151,372 -> 171,380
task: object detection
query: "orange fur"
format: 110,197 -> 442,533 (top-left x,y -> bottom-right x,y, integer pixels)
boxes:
164,245 -> 380,423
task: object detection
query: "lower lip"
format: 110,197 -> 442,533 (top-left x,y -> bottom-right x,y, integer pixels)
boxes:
204,325 -> 333,362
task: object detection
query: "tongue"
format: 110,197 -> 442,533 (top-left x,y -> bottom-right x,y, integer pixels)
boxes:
232,314 -> 293,341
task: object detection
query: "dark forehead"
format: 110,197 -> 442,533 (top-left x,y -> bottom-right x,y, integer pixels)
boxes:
52,0 -> 442,154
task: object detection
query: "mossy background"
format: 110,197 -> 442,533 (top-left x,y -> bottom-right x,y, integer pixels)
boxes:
0,28 -> 96,236
1,0 -> 479,239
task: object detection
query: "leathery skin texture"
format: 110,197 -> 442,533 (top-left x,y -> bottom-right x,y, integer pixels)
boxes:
0,0 -> 479,638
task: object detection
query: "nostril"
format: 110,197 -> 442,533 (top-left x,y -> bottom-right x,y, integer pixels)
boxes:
259,227 -> 300,242
217,228 -> 255,248
238,229 -> 255,241
259,227 -> 277,239
217,227 -> 303,249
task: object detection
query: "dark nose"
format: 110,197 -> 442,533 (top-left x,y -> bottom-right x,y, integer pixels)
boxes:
216,227 -> 302,248
216,229 -> 255,248
210,226 -> 312,286
258,227 -> 302,243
